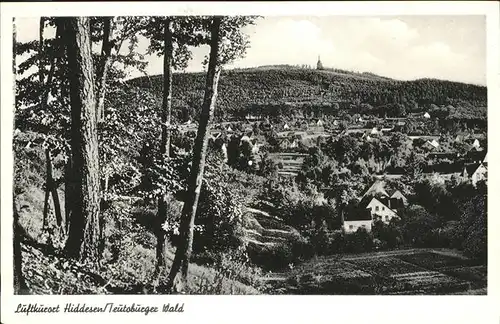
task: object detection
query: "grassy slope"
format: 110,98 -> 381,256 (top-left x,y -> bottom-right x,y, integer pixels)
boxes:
14,145 -> 260,295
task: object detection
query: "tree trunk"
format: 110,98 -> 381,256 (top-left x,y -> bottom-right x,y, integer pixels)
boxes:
13,17 -> 17,76
13,19 -> 27,294
96,17 -> 113,122
65,153 -> 73,234
41,24 -> 64,232
40,21 -> 62,111
42,149 -> 52,229
166,17 -> 221,292
155,17 -> 174,280
39,17 -> 45,85
13,200 -> 28,294
49,158 -> 64,231
63,17 -> 100,266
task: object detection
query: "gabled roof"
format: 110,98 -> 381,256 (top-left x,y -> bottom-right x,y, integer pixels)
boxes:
390,190 -> 407,202
362,180 -> 390,200
463,163 -> 486,177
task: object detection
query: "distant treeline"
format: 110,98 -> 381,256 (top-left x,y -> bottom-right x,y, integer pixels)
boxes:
127,67 -> 487,122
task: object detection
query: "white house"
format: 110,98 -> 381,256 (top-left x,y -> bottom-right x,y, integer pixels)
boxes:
370,127 -> 379,135
284,123 -> 290,130
227,126 -> 233,132
221,143 -> 228,163
472,139 -> 481,149
424,112 -> 431,119
333,120 -> 339,126
240,135 -> 251,143
317,119 -> 324,127
424,139 -> 440,150
343,219 -> 373,233
366,197 -> 399,224
463,163 -> 487,187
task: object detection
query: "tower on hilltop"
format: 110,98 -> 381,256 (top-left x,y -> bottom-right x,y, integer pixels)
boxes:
316,55 -> 324,70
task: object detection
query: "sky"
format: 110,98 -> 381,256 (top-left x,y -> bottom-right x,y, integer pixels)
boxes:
15,16 -> 486,85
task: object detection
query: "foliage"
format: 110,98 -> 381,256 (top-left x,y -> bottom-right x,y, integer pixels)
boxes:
127,67 -> 487,123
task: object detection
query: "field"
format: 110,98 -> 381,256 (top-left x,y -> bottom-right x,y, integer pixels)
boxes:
264,249 -> 486,295
268,153 -> 308,177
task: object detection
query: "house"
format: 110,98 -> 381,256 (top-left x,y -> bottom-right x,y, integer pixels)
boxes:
342,207 -> 373,233
424,112 -> 431,119
316,119 -> 324,127
361,180 -> 390,200
370,127 -> 379,135
428,152 -> 459,161
221,143 -> 228,163
366,197 -> 399,224
423,139 -> 439,150
279,138 -> 292,150
390,190 -> 408,208
361,180 -> 407,210
465,149 -> 487,164
462,163 -> 487,187
472,139 -> 481,149
284,123 -> 290,130
227,126 -> 233,132
333,120 -> 339,126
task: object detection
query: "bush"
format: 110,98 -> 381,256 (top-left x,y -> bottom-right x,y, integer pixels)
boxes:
345,228 -> 373,253
372,219 -> 403,249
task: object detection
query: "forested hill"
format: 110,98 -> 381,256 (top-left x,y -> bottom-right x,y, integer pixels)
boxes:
126,66 -> 487,122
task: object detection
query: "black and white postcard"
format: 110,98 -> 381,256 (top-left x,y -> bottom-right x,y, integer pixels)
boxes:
1,1 -> 499,324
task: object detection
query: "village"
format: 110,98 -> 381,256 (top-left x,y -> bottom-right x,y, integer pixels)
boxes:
177,105 -> 487,236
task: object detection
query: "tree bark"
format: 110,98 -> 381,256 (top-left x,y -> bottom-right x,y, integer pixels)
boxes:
13,19 -> 28,294
166,17 -> 221,292
155,17 -> 174,279
40,24 -> 64,232
13,17 -> 17,76
63,17 -> 100,266
40,21 -> 62,112
13,200 -> 28,294
39,17 -> 45,85
42,149 -> 52,229
49,156 -> 64,231
65,152 -> 73,234
96,17 -> 113,122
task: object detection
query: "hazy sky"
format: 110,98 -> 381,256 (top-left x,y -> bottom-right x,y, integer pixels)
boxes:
16,16 -> 486,85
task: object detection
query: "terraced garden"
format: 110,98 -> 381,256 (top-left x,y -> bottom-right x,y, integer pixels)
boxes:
264,249 -> 486,295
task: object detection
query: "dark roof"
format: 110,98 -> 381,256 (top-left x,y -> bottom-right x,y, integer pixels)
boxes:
428,152 -> 458,159
463,163 -> 483,176
466,149 -> 487,161
344,204 -> 373,221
